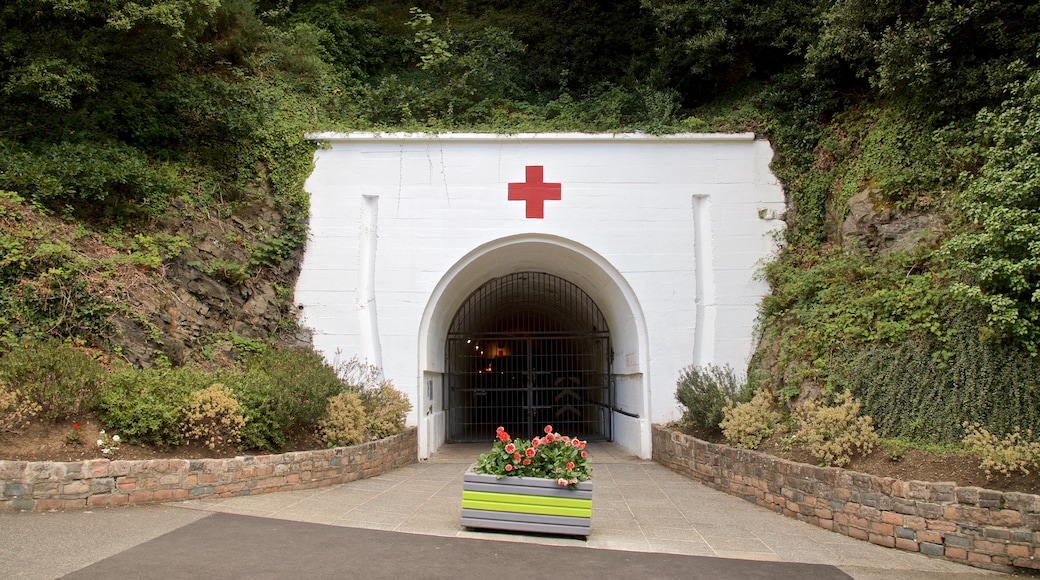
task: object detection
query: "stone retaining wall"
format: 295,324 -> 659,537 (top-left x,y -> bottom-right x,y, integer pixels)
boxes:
0,428 -> 417,512
652,425 -> 1040,572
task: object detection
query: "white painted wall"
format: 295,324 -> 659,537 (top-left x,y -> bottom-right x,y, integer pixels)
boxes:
296,132 -> 786,459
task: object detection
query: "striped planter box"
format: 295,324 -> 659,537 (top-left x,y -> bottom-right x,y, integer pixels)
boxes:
460,465 -> 592,537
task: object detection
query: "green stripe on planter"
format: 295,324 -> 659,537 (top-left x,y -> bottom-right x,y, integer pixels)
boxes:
462,490 -> 592,518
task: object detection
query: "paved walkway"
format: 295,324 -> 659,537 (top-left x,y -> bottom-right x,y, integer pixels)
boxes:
1,443 -> 1010,579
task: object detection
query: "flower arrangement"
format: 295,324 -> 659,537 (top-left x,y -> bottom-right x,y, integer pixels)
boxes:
474,425 -> 591,487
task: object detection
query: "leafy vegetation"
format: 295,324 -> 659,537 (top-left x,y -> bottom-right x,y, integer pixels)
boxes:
1,1 -> 1039,453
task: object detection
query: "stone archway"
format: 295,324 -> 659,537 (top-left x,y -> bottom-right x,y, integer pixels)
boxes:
416,234 -> 651,459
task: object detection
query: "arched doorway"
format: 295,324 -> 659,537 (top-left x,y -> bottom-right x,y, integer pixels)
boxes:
445,272 -> 612,442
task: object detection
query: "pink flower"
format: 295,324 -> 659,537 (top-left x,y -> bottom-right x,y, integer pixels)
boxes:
496,426 -> 505,434
555,467 -> 561,473
557,478 -> 568,486
580,450 -> 588,458
525,447 -> 535,457
566,462 -> 574,470
504,464 -> 513,472
571,439 -> 581,447
513,452 -> 521,461
562,436 -> 570,443
522,459 -> 531,466
544,425 -> 553,434
505,443 -> 516,453
497,431 -> 510,442
531,437 -> 540,447
544,433 -> 555,443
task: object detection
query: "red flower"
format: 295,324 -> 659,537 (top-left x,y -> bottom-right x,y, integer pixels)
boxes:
505,443 -> 516,453
504,464 -> 513,472
581,450 -> 588,458
72,423 -> 80,430
531,437 -> 540,447
566,462 -> 574,470
522,459 -> 531,466
544,425 -> 553,434
513,453 -> 521,461
525,447 -> 535,457
571,439 -> 581,447
497,431 -> 510,442
496,426 -> 505,434
544,433 -> 555,443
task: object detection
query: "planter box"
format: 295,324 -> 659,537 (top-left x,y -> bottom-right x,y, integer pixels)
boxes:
461,466 -> 592,537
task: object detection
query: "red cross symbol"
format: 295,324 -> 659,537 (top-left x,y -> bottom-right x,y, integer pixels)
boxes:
508,166 -> 561,219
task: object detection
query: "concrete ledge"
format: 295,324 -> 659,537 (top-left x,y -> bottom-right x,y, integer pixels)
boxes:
652,425 -> 1040,573
0,428 -> 417,512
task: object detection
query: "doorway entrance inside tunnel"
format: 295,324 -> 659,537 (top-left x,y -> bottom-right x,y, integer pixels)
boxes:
445,272 -> 612,442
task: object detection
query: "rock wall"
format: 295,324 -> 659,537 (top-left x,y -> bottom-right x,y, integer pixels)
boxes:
0,428 -> 416,511
652,425 -> 1040,573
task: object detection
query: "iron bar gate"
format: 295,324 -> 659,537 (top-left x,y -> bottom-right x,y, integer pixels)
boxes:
445,272 -> 612,442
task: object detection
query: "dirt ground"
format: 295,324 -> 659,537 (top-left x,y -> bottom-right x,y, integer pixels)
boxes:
2,416 -> 1038,495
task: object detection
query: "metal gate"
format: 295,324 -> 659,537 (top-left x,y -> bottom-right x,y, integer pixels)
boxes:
446,272 -> 612,442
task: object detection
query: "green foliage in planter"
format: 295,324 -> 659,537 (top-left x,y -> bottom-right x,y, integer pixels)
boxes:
675,364 -> 746,432
93,367 -> 209,448
0,340 -> 104,422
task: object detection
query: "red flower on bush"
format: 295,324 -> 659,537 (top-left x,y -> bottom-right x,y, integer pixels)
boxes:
505,443 -> 516,453
544,425 -> 553,434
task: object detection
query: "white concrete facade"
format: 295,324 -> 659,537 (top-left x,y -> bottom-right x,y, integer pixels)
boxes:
296,132 -> 785,459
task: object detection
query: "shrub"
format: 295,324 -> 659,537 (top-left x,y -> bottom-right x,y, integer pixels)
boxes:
843,308 -> 1040,442
0,340 -> 104,422
223,368 -> 287,451
93,367 -> 207,448
0,380 -> 41,431
318,391 -> 366,448
795,391 -> 879,467
242,347 -> 342,427
183,383 -> 247,450
961,422 -> 1040,479
720,389 -> 779,450
675,364 -> 744,431
360,380 -> 412,439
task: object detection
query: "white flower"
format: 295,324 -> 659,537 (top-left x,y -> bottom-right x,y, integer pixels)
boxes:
97,439 -> 104,446
112,435 -> 120,442
102,448 -> 110,454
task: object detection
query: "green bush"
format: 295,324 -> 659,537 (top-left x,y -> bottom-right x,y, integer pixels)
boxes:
841,308 -> 1040,443
93,367 -> 208,448
675,364 -> 745,431
242,347 -> 342,427
0,340 -> 104,422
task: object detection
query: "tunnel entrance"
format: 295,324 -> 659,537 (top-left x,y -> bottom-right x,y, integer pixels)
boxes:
445,272 -> 612,442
